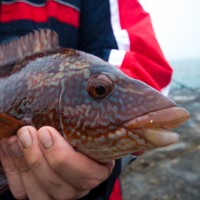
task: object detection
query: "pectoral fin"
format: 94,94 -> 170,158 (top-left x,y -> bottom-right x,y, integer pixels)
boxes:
0,113 -> 25,139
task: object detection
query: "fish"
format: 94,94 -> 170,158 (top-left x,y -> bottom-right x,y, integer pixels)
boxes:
0,29 -> 190,163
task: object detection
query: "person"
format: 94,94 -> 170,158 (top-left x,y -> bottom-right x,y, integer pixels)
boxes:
0,0 -> 173,199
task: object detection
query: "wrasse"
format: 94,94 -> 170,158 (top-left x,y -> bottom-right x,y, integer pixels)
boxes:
0,30 -> 190,162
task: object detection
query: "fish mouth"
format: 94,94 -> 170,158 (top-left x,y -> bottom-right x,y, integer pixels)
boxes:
123,106 -> 190,148
76,106 -> 190,163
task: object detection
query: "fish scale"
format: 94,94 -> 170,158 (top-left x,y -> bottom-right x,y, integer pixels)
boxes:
0,29 -> 190,162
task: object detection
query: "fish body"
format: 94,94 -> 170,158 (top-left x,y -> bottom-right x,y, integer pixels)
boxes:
0,30 -> 190,162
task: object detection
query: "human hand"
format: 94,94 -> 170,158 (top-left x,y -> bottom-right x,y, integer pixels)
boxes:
0,126 -> 114,200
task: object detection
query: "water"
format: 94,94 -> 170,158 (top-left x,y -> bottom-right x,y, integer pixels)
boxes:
170,58 -> 200,89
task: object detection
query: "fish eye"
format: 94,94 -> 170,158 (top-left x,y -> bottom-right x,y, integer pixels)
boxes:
87,74 -> 114,99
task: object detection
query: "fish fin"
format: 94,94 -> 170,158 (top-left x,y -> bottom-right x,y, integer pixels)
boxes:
0,113 -> 25,139
0,29 -> 59,76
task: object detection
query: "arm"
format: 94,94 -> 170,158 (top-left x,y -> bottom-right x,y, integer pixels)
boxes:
78,0 -> 172,93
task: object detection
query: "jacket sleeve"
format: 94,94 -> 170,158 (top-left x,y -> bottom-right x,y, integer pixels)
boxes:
78,0 -> 173,94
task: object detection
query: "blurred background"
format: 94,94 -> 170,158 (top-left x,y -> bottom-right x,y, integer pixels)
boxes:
120,1 -> 200,199
140,0 -> 200,89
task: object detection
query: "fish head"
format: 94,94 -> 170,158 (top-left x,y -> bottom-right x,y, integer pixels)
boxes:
59,52 -> 190,163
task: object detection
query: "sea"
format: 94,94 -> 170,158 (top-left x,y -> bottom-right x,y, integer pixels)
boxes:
170,58 -> 200,89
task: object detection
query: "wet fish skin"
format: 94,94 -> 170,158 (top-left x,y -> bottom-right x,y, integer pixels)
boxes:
0,30 -> 190,162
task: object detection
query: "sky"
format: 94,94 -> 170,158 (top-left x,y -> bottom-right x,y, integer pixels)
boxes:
139,0 -> 200,60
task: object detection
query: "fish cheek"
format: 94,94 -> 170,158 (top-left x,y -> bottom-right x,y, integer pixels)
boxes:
59,96 -> 115,148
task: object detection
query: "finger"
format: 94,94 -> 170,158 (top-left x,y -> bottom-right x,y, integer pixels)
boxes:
0,138 -> 27,200
7,136 -> 54,200
37,126 -> 115,191
17,126 -> 88,200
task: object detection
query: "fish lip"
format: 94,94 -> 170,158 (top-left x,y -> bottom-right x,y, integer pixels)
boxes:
123,106 -> 190,130
122,106 -> 189,149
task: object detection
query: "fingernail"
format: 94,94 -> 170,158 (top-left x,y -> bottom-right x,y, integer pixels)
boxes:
8,138 -> 23,158
38,129 -> 53,149
0,139 -> 10,156
18,128 -> 32,148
